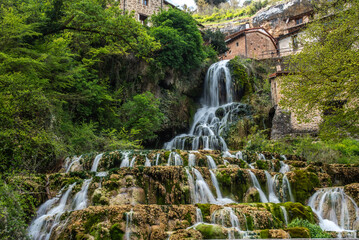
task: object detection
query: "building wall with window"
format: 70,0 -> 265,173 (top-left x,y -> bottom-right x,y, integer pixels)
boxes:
122,0 -> 173,23
223,28 -> 277,60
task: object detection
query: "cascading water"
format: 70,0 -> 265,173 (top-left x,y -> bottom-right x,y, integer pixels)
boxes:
90,153 -> 104,172
73,178 -> 92,211
248,171 -> 268,203
65,156 -> 82,173
211,207 -> 241,239
167,152 -> 183,166
282,175 -> 295,202
280,206 -> 289,226
265,171 -> 280,203
164,60 -> 249,151
308,187 -> 359,235
28,183 -> 77,240
125,209 -> 134,240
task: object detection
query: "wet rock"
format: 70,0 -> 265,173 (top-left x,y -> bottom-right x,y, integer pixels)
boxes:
287,227 -> 310,238
345,183 -> 359,206
195,224 -> 227,239
150,225 -> 166,240
244,187 -> 260,203
169,229 -> 202,240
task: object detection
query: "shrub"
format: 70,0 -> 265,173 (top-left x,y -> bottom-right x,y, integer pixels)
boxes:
288,218 -> 331,238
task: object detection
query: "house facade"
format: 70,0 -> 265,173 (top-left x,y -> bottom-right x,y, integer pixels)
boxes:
223,27 -> 277,60
122,0 -> 174,23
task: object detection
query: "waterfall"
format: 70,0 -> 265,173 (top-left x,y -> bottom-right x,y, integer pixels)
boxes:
73,179 -> 92,211
28,183 -> 76,240
155,153 -> 160,166
210,170 -> 223,199
125,209 -> 134,240
308,187 -> 359,233
279,161 -> 290,174
186,168 -> 196,203
120,152 -> 130,168
196,208 -> 203,223
130,157 -> 136,167
167,152 -> 183,166
188,153 -> 196,167
211,207 -> 241,239
280,206 -> 289,226
65,156 -> 81,173
265,171 -> 280,203
193,168 -> 218,204
282,175 -> 295,202
90,153 -> 104,172
248,171 -> 268,203
280,154 -> 287,160
145,157 -> 151,167
236,151 -> 243,160
207,155 -> 217,169
257,153 -> 266,160
164,60 -> 250,151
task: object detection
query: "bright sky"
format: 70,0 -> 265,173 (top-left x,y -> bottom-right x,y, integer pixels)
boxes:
167,0 -> 197,9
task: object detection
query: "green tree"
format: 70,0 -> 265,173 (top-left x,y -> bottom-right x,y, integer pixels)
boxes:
280,0 -> 359,139
121,92 -> 164,142
203,29 -> 229,54
195,0 -> 227,6
150,8 -> 206,72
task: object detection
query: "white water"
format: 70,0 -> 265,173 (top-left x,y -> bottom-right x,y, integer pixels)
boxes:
308,187 -> 359,233
73,179 -> 92,210
145,157 -> 151,167
155,153 -> 160,166
280,206 -> 289,226
196,208 -> 204,223
282,175 -> 295,202
167,152 -> 183,166
164,60 -> 248,151
210,170 -> 223,199
120,152 -> 131,168
265,171 -> 280,203
211,207 -> 241,239
188,153 -> 196,167
130,157 -> 136,167
248,171 -> 268,203
257,153 -> 266,160
193,168 -> 218,204
90,153 -> 104,172
125,209 -> 134,240
28,183 -> 76,240
65,156 -> 82,173
207,155 -> 217,169
279,161 -> 290,174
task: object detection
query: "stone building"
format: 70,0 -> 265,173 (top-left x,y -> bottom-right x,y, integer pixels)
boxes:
222,27 -> 277,60
121,0 -> 175,23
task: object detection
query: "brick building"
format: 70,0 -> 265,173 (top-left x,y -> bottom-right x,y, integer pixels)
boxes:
222,27 -> 277,60
122,0 -> 175,23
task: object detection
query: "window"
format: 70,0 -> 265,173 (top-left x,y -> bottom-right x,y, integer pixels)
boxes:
296,18 -> 303,25
139,14 -> 148,25
142,0 -> 148,6
236,42 -> 239,47
324,100 -> 347,116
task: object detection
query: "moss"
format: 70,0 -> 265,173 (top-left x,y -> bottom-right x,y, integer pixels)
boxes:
283,202 -> 315,223
185,212 -> 192,225
84,213 -> 102,233
195,224 -> 226,239
110,223 -> 124,240
196,204 -> 211,219
256,160 -> 269,170
259,229 -> 269,239
246,215 -> 254,231
291,170 -> 320,204
164,151 -> 171,160
287,227 -> 310,238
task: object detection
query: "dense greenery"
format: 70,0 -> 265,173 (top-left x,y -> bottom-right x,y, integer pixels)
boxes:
203,29 -> 228,54
288,219 -> 331,238
150,8 -> 206,72
281,0 -> 359,139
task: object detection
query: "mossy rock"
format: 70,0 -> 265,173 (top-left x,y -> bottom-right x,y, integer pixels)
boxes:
259,229 -> 269,239
283,202 -> 315,223
109,223 -> 124,239
256,160 -> 269,170
287,227 -> 310,238
195,224 -> 226,239
290,170 -> 320,204
196,204 -> 211,220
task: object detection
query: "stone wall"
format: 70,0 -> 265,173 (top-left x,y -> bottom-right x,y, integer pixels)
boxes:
223,29 -> 277,60
270,75 -> 321,139
123,0 -> 170,20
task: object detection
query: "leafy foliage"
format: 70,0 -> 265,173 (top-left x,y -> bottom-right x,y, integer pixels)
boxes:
203,29 -> 228,54
121,92 -> 164,142
280,0 -> 359,139
288,218 -> 331,238
151,8 -> 206,72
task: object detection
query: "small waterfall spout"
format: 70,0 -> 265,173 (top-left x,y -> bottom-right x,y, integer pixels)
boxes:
196,208 -> 203,223
248,171 -> 268,203
308,187 -> 359,233
167,152 -> 183,166
73,179 -> 92,211
91,153 -> 104,172
282,175 -> 295,202
188,153 -> 196,167
280,206 -> 289,226
125,209 -> 134,240
265,171 -> 280,203
120,152 -> 130,168
211,207 -> 241,239
145,157 -> 151,167
65,156 -> 82,173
